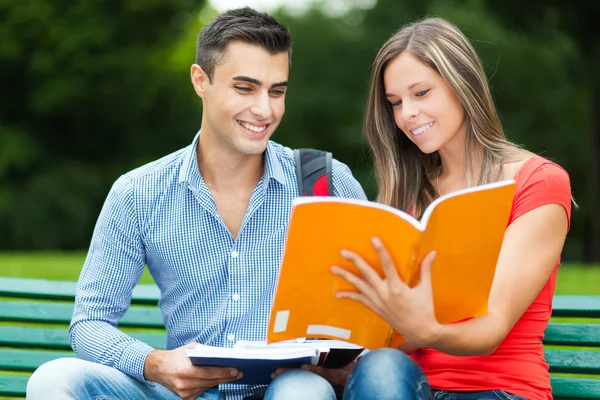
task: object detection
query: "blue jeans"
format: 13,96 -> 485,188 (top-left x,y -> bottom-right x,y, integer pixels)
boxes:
26,358 -> 336,400
343,348 -> 527,400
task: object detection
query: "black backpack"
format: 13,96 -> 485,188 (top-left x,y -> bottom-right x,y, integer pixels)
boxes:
293,148 -> 333,197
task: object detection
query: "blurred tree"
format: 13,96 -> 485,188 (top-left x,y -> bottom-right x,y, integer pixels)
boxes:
274,0 -> 588,259
478,0 -> 600,261
0,0 -> 593,262
0,0 -> 204,249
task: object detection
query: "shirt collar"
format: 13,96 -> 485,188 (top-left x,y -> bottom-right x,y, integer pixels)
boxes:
178,130 -> 287,187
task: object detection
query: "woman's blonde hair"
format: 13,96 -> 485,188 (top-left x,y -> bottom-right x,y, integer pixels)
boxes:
364,17 -> 526,217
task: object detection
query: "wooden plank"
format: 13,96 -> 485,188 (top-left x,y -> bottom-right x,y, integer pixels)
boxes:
545,350 -> 600,374
0,300 -> 164,327
0,374 -> 28,397
552,296 -> 600,318
0,349 -> 75,371
0,326 -> 166,350
0,277 -> 160,305
543,323 -> 600,347
551,377 -> 600,399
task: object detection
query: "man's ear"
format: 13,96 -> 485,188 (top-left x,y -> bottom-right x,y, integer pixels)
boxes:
191,64 -> 209,98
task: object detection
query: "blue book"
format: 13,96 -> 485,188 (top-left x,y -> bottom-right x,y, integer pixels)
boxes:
186,341 -> 363,385
187,352 -> 319,385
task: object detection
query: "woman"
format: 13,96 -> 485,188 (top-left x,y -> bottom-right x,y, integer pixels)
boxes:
332,17 -> 573,400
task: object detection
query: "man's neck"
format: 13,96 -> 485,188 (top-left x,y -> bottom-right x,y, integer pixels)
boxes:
196,133 -> 265,193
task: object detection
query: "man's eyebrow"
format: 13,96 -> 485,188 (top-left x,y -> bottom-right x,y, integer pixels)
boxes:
232,76 -> 288,89
232,76 -> 262,85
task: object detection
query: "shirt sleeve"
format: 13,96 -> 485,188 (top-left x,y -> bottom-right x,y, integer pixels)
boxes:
331,159 -> 368,200
69,174 -> 155,383
509,161 -> 573,229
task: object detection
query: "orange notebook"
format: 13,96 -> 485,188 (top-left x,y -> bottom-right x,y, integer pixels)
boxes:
267,180 -> 516,350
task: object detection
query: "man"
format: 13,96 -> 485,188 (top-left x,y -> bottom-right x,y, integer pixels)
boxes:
26,7 -> 366,400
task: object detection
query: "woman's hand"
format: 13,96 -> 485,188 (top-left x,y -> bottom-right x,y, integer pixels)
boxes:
331,237 -> 441,348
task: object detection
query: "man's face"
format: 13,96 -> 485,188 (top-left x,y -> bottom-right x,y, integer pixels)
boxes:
192,41 -> 289,157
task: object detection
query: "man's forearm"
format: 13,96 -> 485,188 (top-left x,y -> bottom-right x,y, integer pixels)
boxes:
69,319 -> 155,381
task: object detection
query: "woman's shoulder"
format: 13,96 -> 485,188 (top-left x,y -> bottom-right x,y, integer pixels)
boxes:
505,153 -> 572,225
503,153 -> 569,185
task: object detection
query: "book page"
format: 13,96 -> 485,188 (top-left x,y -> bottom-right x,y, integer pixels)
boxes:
419,180 -> 516,323
267,199 -> 422,349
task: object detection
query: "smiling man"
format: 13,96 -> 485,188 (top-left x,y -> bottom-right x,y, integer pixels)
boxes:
25,7 -> 366,400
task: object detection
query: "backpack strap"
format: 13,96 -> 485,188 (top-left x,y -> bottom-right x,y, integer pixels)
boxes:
293,148 -> 333,196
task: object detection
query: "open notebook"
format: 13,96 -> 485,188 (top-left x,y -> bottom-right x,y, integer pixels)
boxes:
186,339 -> 364,385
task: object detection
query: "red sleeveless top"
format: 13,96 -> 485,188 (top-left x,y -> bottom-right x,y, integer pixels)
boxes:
411,156 -> 572,400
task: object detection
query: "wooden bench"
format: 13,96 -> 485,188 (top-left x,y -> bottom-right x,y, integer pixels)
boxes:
1,276 -> 599,399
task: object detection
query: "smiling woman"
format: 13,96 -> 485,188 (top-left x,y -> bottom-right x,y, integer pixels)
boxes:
334,16 -> 576,400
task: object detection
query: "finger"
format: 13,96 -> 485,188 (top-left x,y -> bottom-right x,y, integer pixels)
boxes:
271,367 -> 293,379
335,290 -> 380,313
340,249 -> 385,289
331,265 -> 379,301
301,364 -> 325,374
418,251 -> 436,289
193,366 -> 240,380
371,237 -> 404,286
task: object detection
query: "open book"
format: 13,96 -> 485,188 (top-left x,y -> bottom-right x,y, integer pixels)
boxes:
185,339 -> 364,384
267,180 -> 517,350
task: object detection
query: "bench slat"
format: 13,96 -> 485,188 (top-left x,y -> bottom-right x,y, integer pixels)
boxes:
543,323 -> 600,347
0,277 -> 160,305
0,374 -> 29,397
545,349 -> 600,374
551,377 -> 600,399
0,349 -> 75,371
0,300 -> 164,327
0,326 -> 166,350
552,296 -> 600,318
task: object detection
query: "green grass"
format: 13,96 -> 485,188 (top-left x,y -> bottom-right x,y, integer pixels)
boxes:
554,264 -> 600,295
0,251 -> 155,283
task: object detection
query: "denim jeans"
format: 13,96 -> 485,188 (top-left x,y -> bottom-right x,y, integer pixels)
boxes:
26,357 -> 336,400
342,348 -> 527,400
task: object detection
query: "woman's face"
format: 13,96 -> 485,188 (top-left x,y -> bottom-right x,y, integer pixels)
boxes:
383,52 -> 467,154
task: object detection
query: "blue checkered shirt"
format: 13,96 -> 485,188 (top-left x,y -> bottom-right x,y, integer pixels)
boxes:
69,132 -> 367,399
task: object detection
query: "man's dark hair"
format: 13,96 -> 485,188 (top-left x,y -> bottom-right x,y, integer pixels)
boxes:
195,7 -> 293,82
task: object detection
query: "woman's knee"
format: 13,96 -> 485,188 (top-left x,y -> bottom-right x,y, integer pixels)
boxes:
344,348 -> 431,399
264,369 -> 336,400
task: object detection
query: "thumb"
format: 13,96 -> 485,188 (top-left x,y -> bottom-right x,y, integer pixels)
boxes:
418,251 -> 436,288
182,341 -> 202,350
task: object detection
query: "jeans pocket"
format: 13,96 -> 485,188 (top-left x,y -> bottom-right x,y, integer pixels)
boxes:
492,390 -> 528,400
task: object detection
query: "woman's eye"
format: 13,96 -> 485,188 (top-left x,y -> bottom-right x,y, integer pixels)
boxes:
416,89 -> 430,97
391,100 -> 402,107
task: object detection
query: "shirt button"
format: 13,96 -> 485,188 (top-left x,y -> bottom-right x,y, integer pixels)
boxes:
231,250 -> 239,258
232,293 -> 241,301
227,334 -> 235,341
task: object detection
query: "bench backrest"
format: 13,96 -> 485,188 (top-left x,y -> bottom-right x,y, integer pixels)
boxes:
0,277 -> 599,399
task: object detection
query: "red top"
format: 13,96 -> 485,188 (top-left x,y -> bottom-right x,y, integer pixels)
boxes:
411,156 -> 572,400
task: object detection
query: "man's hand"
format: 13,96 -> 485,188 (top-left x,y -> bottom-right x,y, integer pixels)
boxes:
143,343 -> 243,400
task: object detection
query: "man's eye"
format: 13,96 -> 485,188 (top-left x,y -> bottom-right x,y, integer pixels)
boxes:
235,86 -> 251,92
270,89 -> 286,96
